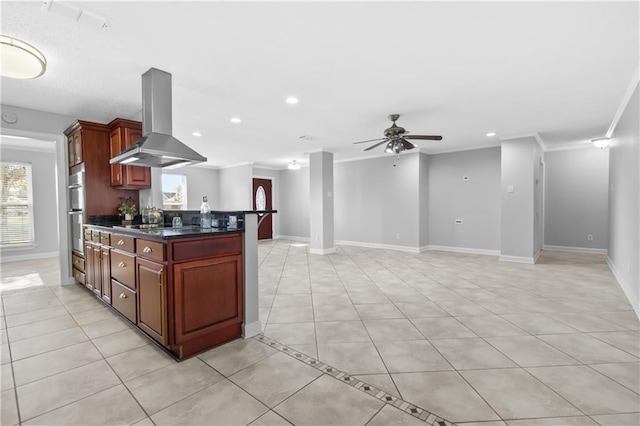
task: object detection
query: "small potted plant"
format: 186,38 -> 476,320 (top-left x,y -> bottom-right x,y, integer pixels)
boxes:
118,198 -> 137,221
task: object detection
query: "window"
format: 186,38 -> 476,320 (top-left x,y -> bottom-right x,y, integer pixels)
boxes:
1,162 -> 34,245
162,174 -> 187,210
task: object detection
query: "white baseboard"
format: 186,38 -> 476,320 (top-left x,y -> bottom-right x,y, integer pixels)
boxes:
335,239 -> 420,253
423,245 -> 500,256
543,245 -> 608,254
499,255 -> 535,264
0,251 -> 58,263
243,320 -> 262,338
607,256 -> 639,319
309,247 -> 337,255
534,249 -> 541,264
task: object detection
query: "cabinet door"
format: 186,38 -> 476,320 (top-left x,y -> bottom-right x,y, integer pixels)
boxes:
109,129 -> 124,186
101,248 -> 111,303
68,137 -> 75,167
173,254 -> 243,345
136,258 -> 167,345
92,246 -> 102,296
73,132 -> 82,164
84,243 -> 94,290
124,128 -> 150,188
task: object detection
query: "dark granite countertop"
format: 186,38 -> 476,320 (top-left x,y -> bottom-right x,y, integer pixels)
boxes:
85,224 -> 243,240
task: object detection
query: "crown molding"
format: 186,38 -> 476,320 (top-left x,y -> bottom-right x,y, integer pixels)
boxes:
499,132 -> 547,152
607,65 -> 640,138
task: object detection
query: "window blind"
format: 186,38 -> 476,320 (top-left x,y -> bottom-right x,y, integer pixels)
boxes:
1,162 -> 34,245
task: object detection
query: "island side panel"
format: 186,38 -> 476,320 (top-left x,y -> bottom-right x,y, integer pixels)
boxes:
242,214 -> 261,337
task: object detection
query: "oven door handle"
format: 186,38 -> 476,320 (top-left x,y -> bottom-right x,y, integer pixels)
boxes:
68,210 -> 83,215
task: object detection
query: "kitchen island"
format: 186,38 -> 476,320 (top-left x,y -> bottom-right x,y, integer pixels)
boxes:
77,211 -> 272,360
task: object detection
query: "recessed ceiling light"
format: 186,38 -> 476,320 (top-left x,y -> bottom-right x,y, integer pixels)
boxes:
486,132 -> 496,137
286,97 -> 299,105
192,132 -> 202,137
230,117 -> 241,124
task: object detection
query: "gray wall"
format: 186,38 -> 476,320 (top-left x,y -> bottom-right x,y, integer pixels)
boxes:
334,153 -> 420,248
162,166 -> 220,210
419,153 -> 429,248
278,167 -> 309,239
501,138 -> 536,260
608,85 -> 639,312
544,148 -> 610,250
0,145 -> 60,260
219,164 -> 252,210
428,147 -> 501,252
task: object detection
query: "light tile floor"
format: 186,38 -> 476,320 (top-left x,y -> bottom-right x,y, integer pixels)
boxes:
0,244 -> 638,425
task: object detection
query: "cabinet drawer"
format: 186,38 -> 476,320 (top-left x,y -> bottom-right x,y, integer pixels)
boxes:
73,269 -> 85,285
111,280 -> 136,323
72,253 -> 85,272
136,239 -> 165,262
111,250 -> 136,289
84,229 -> 92,241
111,234 -> 135,253
91,230 -> 101,243
100,232 -> 111,246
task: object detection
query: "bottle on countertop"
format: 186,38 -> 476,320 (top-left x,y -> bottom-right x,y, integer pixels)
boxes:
200,196 -> 211,229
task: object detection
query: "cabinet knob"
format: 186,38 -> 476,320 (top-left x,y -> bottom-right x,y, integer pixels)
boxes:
74,259 -> 78,264
117,240 -> 125,246
118,261 -> 126,268
143,246 -> 152,253
119,293 -> 127,299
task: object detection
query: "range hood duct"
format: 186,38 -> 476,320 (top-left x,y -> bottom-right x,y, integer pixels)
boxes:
110,68 -> 207,168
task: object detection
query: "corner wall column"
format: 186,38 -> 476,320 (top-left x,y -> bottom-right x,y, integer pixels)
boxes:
309,150 -> 335,254
242,213 -> 261,337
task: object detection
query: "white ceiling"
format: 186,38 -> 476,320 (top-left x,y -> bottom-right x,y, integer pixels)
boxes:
1,1 -> 638,169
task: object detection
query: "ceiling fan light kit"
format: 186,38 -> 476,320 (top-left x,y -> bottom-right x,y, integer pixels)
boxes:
353,114 -> 443,154
0,35 -> 47,79
591,137 -> 610,149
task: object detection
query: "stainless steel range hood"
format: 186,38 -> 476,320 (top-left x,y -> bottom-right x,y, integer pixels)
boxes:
110,68 -> 207,168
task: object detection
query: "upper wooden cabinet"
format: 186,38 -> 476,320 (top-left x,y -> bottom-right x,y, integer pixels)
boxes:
108,118 -> 151,189
65,120 -> 139,216
68,130 -> 83,167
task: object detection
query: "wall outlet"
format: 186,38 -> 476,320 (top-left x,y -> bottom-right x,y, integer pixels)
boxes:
587,234 -> 593,241
507,185 -> 514,193
455,219 -> 463,224
395,233 -> 400,240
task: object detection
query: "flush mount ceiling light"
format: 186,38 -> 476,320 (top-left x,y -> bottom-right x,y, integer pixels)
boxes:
191,131 -> 202,137
288,160 -> 301,170
286,97 -> 299,105
0,35 -> 47,79
592,137 -> 610,149
230,117 -> 241,124
486,132 -> 496,137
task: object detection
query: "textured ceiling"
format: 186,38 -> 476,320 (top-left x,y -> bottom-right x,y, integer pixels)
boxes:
1,1 -> 638,168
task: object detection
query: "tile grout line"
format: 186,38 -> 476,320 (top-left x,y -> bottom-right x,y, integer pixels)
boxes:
254,334 -> 457,426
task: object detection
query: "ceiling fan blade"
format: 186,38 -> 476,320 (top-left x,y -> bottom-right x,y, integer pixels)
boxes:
353,138 -> 386,145
363,139 -> 390,151
404,135 -> 443,141
400,138 -> 416,150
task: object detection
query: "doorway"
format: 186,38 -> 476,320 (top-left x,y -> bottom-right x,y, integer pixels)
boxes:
252,178 -> 273,240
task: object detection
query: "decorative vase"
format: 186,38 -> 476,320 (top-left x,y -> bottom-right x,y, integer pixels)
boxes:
125,214 -> 133,221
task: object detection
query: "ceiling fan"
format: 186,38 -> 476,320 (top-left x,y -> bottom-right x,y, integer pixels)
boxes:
353,114 -> 443,154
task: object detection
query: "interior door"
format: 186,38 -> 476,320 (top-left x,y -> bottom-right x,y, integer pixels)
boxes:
252,178 -> 273,240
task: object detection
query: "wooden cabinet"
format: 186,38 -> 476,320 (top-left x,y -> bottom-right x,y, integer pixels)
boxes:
101,247 -> 111,303
81,226 -> 244,360
84,241 -> 95,291
137,257 -> 167,345
68,130 -> 83,167
108,118 -> 150,189
173,254 -> 243,345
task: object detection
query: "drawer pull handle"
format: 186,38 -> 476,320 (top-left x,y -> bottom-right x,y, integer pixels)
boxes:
117,240 -> 125,246
119,293 -> 127,299
74,259 -> 78,264
157,268 -> 163,283
143,246 -> 152,253
118,261 -> 126,268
